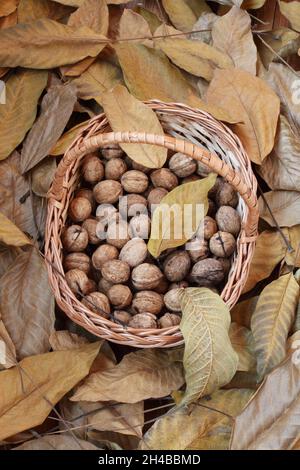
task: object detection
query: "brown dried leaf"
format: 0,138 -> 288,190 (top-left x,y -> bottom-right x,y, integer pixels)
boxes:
283,225 -> 300,267
0,245 -> 19,278
31,157 -> 57,197
0,247 -> 55,359
49,330 -> 89,350
21,83 -> 77,174
68,0 -> 108,34
50,120 -> 89,155
231,348 -> 300,449
162,0 -> 210,32
0,0 -> 17,17
0,19 -> 107,68
212,6 -> 257,75
0,319 -> 16,369
14,435 -> 99,450
102,85 -> 167,169
229,323 -> 256,372
0,213 -> 32,247
71,349 -> 184,403
258,28 -> 300,69
0,342 -> 100,441
279,1 -> 300,33
18,0 -> 74,23
259,191 -> 300,227
206,69 -> 280,164
118,8 -> 152,43
0,69 -> 47,160
231,296 -> 259,329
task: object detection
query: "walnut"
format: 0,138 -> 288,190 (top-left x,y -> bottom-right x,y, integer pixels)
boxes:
81,153 -> 104,184
154,276 -> 170,294
132,290 -> 164,315
85,278 -> 97,294
102,144 -> 124,160
147,187 -> 168,208
119,238 -> 147,268
101,259 -> 131,284
209,231 -> 236,258
108,284 -> 132,308
105,158 -> 127,181
208,176 -> 224,200
68,197 -> 92,223
150,168 -> 178,191
119,194 -> 148,218
186,238 -> 210,263
169,281 -> 189,290
98,278 -> 114,294
215,182 -> 238,208
216,206 -> 241,236
190,258 -> 224,286
106,219 -> 130,249
75,188 -> 94,209
168,153 -> 197,178
82,218 -> 101,245
82,292 -> 110,318
63,252 -> 91,274
159,313 -> 181,328
131,263 -> 163,290
121,170 -> 149,194
196,216 -> 218,240
62,225 -> 88,252
214,256 -> 231,275
164,288 -> 182,312
128,312 -> 157,329
93,180 -> 123,204
131,160 -> 151,173
163,251 -> 191,282
92,244 -> 119,270
113,310 -> 132,325
196,161 -> 211,177
96,204 -> 118,224
182,174 -> 201,184
129,214 -> 151,239
207,198 -> 216,217
65,269 -> 93,296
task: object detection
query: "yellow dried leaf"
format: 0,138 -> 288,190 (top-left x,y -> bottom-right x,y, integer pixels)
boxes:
231,296 -> 259,328
259,191 -> 300,227
0,0 -> 17,17
0,213 -> 32,247
118,8 -> 152,44
279,1 -> 300,32
148,174 -> 216,257
14,435 -> 99,450
18,0 -> 73,22
68,0 -> 108,34
229,323 -> 256,372
101,85 -> 167,169
50,120 -> 90,155
162,0 -> 210,32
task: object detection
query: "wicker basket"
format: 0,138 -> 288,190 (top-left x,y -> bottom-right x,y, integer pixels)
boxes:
45,100 -> 259,348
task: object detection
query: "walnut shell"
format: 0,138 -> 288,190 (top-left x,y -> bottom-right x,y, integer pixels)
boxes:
108,284 -> 132,308
129,214 -> 151,239
98,277 -> 114,294
75,188 -> 95,209
119,238 -> 147,268
168,152 -> 197,177
92,244 -> 119,270
216,206 -> 241,236
63,252 -> 91,274
101,259 -> 130,284
214,256 -> 231,275
82,218 -> 101,245
182,174 -> 201,184
209,231 -> 236,258
163,251 -> 191,282
119,194 -> 148,218
215,182 -> 238,208
159,313 -> 181,328
154,276 -> 170,294
68,197 -> 92,223
128,312 -> 157,329
121,170 -> 149,194
186,238 -> 210,263
65,269 -> 93,296
82,292 -> 110,318
147,187 -> 168,208
196,216 -> 218,240
131,263 -> 163,290
113,310 -> 132,325
96,204 -> 118,224
132,290 -> 164,315
150,168 -> 178,191
62,225 -> 88,252
164,288 -> 182,312
169,281 -> 189,290
196,161 -> 211,177
82,153 -> 104,184
102,144 -> 124,160
106,219 -> 130,249
93,180 -> 123,204
190,258 -> 224,286
105,158 -> 127,180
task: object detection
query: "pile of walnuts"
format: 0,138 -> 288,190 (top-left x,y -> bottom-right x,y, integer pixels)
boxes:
62,145 -> 241,329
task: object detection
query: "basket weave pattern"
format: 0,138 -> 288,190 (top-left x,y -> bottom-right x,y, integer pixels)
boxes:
45,101 -> 259,348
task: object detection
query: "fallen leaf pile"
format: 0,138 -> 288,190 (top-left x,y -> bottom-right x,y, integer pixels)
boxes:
0,0 -> 299,451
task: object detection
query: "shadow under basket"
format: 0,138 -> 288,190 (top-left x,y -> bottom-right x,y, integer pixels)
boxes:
45,100 -> 259,348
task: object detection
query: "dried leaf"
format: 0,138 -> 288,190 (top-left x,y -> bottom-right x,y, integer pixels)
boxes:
18,0 -> 73,23
231,296 -> 259,328
140,389 -> 252,450
279,1 -> 300,33
0,247 -> 55,359
0,213 -> 32,247
231,349 -> 300,449
0,0 -> 17,17
251,273 -> 299,379
229,323 -> 256,372
31,157 -> 57,197
68,0 -> 108,34
0,69 -> 47,160
21,83 -> 77,174
71,349 -> 184,403
49,330 -> 89,350
0,342 -> 100,441
191,12 -> 218,44
162,0 -> 210,32
206,69 -> 280,164
258,28 -> 300,69
258,115 -> 300,191
243,230 -> 287,292
0,319 -> 16,369
212,6 -> 257,75
0,245 -> 19,278
284,225 -> 300,267
101,85 -> 167,169
0,19 -> 107,68
14,435 -> 98,450
178,288 -> 238,406
259,191 -> 300,227
50,120 -> 89,155
118,9 -> 152,43
154,24 -> 233,81
148,174 -> 216,257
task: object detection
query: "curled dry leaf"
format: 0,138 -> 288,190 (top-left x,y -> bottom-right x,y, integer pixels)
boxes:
0,247 -> 55,359
0,69 -> 47,161
118,8 -> 152,44
71,349 -> 184,404
140,389 -> 253,450
251,273 -> 300,380
0,319 -> 16,369
230,296 -> 259,329
21,82 -> 77,174
178,288 -> 238,406
0,213 -> 32,247
229,323 -> 256,372
101,85 -> 167,169
31,157 -> 57,197
18,0 -> 74,23
0,342 -> 100,441
206,69 -> 280,164
258,28 -> 300,69
0,19 -> 108,69
212,6 -> 257,75
14,435 -> 99,450
162,0 -> 210,32
259,190 -> 300,227
279,1 -> 300,33
50,120 -> 89,155
49,330 -> 89,350
231,348 -> 300,449
148,173 -> 216,257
